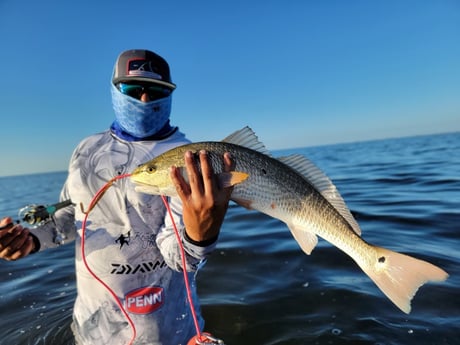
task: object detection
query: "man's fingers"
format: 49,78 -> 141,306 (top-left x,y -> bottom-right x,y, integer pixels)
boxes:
185,151 -> 204,196
170,166 -> 190,200
0,217 -> 13,227
223,152 -> 234,172
199,150 -> 217,196
172,150 -> 234,201
0,217 -> 14,231
9,236 -> 34,261
0,224 -> 21,245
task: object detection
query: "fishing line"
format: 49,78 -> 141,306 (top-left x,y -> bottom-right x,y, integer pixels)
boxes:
160,195 -> 203,342
80,173 -> 215,344
80,173 -> 137,345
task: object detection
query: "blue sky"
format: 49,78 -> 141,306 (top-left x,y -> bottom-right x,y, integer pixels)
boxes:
1,1 -> 459,177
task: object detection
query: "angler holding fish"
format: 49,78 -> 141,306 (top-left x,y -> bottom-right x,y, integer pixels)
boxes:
0,49 -> 233,345
0,48 -> 448,345
131,126 -> 448,315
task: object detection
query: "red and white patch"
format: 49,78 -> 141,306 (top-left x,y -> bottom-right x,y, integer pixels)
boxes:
124,286 -> 164,314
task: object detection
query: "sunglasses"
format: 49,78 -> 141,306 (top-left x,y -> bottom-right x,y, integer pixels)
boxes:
116,83 -> 172,100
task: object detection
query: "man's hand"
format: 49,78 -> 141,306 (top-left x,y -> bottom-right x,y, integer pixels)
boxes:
0,217 -> 35,260
170,150 -> 233,243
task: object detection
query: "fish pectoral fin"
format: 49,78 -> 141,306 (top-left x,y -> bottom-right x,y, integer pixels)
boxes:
218,171 -> 249,188
287,224 -> 318,255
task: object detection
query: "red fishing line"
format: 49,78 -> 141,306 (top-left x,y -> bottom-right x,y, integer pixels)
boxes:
160,195 -> 203,341
80,173 -> 137,345
160,196 -> 223,344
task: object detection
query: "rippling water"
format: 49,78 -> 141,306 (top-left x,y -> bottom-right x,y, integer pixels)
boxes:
0,132 -> 459,345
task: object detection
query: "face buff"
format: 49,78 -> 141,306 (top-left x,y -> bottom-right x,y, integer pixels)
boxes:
111,83 -> 172,138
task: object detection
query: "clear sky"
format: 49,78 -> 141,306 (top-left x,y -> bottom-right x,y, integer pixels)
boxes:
1,1 -> 459,177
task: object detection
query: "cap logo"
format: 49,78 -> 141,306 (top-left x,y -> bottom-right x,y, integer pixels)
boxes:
127,59 -> 163,80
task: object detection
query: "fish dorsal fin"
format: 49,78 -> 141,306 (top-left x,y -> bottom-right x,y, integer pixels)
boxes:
278,154 -> 362,236
222,126 -> 271,156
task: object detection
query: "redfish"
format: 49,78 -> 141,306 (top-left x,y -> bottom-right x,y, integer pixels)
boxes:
131,127 -> 448,313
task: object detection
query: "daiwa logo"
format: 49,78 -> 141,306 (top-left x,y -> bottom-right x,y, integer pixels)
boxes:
125,286 -> 164,314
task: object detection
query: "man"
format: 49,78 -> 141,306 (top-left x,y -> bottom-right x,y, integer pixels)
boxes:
0,49 -> 233,344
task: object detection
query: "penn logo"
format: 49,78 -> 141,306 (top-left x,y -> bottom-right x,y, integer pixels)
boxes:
125,286 -> 164,314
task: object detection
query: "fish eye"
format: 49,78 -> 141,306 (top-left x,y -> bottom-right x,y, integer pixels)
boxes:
146,166 -> 156,173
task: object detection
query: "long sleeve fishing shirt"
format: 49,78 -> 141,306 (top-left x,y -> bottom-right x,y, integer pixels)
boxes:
30,128 -> 215,345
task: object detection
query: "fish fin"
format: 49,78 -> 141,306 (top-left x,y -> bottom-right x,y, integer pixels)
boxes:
218,171 -> 249,188
358,245 -> 449,314
278,154 -> 361,236
288,224 -> 318,255
222,127 -> 271,156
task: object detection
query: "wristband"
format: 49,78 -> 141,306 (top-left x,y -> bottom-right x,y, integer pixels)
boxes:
183,229 -> 218,247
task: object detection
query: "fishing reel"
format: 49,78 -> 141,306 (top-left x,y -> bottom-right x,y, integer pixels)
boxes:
18,199 -> 74,227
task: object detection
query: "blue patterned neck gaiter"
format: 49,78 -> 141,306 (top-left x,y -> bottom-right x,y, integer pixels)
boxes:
111,83 -> 172,138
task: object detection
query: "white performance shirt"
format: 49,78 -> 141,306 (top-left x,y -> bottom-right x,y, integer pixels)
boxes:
31,129 -> 217,345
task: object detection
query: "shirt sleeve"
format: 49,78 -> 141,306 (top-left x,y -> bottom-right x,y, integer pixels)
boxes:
155,196 -> 218,272
29,179 -> 77,251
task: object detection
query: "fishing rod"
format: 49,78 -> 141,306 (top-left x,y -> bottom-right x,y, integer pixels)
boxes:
0,199 -> 74,230
19,199 -> 74,226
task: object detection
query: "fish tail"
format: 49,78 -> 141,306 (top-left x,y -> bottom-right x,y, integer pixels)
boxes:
359,245 -> 448,314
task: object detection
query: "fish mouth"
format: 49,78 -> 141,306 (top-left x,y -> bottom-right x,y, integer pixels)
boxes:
131,178 -> 149,185
130,173 -> 163,194
130,176 -> 156,187
133,182 -> 161,195
131,179 -> 157,188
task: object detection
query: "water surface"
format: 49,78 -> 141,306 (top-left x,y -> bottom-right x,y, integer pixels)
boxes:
0,133 -> 458,344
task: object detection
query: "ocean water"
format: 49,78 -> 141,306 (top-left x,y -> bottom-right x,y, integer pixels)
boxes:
0,132 -> 459,345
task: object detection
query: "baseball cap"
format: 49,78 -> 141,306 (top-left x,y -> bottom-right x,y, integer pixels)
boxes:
112,49 -> 176,90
